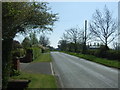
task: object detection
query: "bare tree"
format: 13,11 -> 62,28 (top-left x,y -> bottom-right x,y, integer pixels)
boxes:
63,28 -> 82,44
89,6 -> 117,48
62,28 -> 83,52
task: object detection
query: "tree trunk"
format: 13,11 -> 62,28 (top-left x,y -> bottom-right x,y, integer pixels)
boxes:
2,38 -> 13,89
105,38 -> 109,49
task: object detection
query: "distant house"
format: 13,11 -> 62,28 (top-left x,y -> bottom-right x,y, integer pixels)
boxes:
88,43 -> 100,49
89,45 -> 100,49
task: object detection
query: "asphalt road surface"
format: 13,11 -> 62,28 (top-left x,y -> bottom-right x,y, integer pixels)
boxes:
20,62 -> 52,75
51,52 -> 119,88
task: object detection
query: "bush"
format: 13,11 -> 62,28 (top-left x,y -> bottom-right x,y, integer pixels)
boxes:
19,48 -> 26,57
87,48 -> 120,61
87,50 -> 96,56
32,46 -> 41,60
12,48 -> 25,57
106,50 -> 120,60
10,69 -> 20,76
96,45 -> 109,58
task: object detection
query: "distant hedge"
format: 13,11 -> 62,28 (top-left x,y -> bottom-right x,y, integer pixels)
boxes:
106,50 -> 120,60
87,49 -> 120,61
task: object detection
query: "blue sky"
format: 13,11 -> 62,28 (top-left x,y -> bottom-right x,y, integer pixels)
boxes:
14,2 -> 118,48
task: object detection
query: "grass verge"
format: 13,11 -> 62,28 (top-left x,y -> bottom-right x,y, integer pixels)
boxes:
62,51 -> 120,69
33,53 -> 52,62
10,72 -> 57,88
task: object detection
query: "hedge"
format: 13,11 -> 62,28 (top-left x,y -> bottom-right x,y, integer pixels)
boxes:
32,46 -> 42,60
87,49 -> 120,61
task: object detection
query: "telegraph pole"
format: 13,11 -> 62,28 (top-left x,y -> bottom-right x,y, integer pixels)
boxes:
85,20 -> 87,46
118,2 -> 120,50
82,20 -> 87,54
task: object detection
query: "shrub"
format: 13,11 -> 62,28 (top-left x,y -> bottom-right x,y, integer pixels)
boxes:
12,49 -> 25,57
87,48 -> 120,61
10,69 -> 20,76
95,45 -> 109,58
12,40 -> 22,50
106,50 -> 120,60
87,50 -> 96,55
19,49 -> 26,57
32,46 -> 41,60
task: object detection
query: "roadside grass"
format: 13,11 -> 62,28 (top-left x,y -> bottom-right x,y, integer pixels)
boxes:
10,52 -> 58,88
62,51 -> 120,69
33,53 -> 52,62
10,72 -> 57,88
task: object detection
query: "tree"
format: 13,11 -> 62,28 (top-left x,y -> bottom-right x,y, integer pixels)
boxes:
89,6 -> 117,49
2,2 -> 58,88
12,40 -> 22,50
22,37 -> 31,49
3,2 -> 58,40
62,28 -> 83,52
39,35 -> 50,47
29,32 -> 38,45
58,40 -> 68,51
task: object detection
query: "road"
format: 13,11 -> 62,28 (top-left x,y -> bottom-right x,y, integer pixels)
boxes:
51,52 -> 119,88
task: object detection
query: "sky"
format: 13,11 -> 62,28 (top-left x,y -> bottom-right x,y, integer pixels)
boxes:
14,2 -> 118,48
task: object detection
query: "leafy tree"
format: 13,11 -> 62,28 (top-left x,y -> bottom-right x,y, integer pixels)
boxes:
12,40 -> 22,50
2,2 -> 58,88
22,37 -> 31,49
29,32 -> 38,45
39,35 -> 50,47
89,5 -> 117,49
58,40 -> 68,51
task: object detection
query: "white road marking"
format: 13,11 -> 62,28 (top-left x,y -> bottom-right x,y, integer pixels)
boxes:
50,62 -> 54,75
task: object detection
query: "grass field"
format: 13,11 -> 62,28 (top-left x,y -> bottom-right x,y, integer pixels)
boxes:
33,53 -> 52,62
10,72 -> 57,88
63,51 -> 120,69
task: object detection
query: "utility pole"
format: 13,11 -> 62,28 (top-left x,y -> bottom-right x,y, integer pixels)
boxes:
118,2 -> 120,50
82,20 -> 87,54
85,20 -> 87,46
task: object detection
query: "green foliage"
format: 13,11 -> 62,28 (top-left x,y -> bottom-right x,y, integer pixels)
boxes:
86,48 -> 120,61
94,45 -> 109,58
32,46 -> 41,60
63,51 -> 120,69
39,35 -> 50,47
22,37 -> 31,49
33,53 -> 52,62
3,2 -> 58,40
58,40 -> 68,51
12,48 -> 25,57
12,40 -> 22,50
29,32 -> 38,45
2,2 -> 58,89
10,69 -> 20,76
10,72 -> 57,88
106,50 -> 120,60
2,60 -> 13,89
58,39 -> 83,53
19,48 -> 26,57
86,49 -> 96,55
